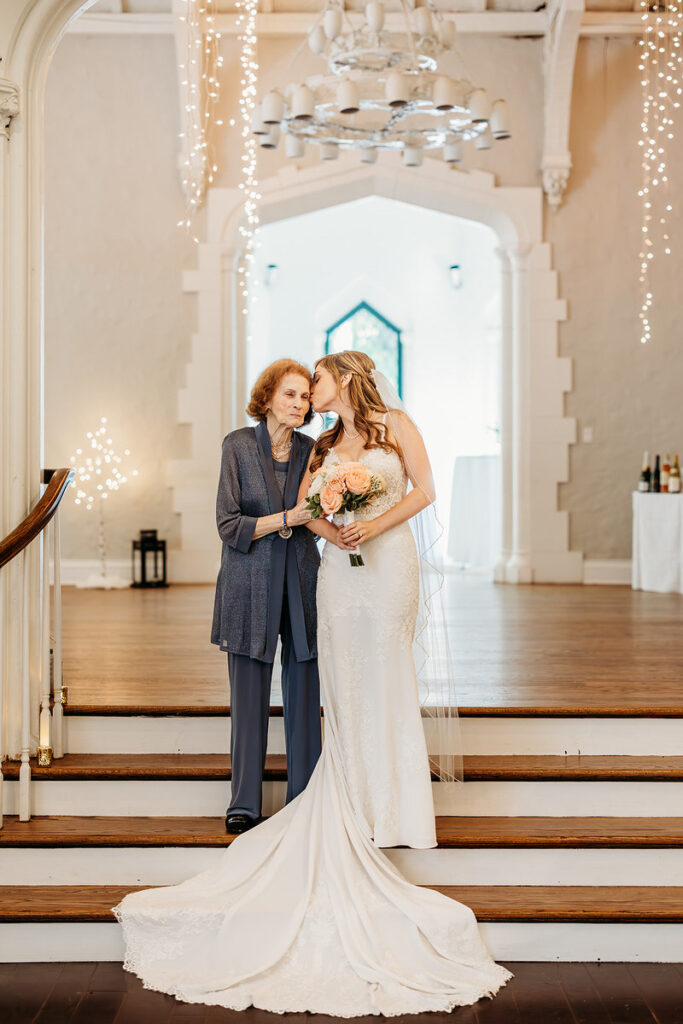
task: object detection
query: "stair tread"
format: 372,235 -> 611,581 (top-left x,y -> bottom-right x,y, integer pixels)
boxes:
2,815 -> 683,848
4,753 -> 683,781
64,703 -> 683,717
2,884 -> 682,923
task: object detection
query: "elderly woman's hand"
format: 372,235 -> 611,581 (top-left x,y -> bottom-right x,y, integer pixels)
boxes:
287,497 -> 314,527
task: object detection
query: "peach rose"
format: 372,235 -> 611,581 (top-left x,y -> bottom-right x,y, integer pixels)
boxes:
325,469 -> 346,493
320,483 -> 344,515
343,464 -> 372,495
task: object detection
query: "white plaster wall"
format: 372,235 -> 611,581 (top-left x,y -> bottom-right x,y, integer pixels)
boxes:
44,33 -> 197,563
550,37 -> 683,560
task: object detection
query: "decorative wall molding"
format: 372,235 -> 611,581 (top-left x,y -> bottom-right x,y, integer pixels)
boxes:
64,9 -> 660,39
169,158 -> 583,583
0,78 -> 20,140
542,0 -> 584,209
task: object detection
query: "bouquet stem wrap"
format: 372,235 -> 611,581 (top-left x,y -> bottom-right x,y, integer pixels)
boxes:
343,509 -> 364,567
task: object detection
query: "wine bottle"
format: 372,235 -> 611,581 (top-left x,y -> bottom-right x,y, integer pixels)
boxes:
662,453 -> 671,493
653,455 -> 661,492
669,454 -> 681,494
638,452 -> 651,492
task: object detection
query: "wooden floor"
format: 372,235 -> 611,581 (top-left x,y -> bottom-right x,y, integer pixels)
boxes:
1,961 -> 682,1023
61,579 -> 683,711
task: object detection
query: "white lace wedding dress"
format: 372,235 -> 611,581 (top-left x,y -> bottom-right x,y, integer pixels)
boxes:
114,448 -> 512,1016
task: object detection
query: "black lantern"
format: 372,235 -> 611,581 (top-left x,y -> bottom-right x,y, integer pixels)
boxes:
131,529 -> 168,588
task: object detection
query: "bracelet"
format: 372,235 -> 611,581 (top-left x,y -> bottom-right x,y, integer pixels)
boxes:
278,508 -> 292,540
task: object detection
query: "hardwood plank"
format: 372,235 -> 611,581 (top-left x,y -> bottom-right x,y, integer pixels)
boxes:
5,753 -> 683,782
0,962 -> 63,1024
505,962 -> 575,1024
584,964 -> 655,1024
60,582 -> 683,712
70,990 -> 125,1024
627,962 -> 683,1022
3,885 -> 683,923
3,815 -> 683,849
556,962 -> 612,1024
35,962 -> 98,1024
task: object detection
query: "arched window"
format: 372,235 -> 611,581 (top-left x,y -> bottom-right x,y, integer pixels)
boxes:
325,301 -> 403,397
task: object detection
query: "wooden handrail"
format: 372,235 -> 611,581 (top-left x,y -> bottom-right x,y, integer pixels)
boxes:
0,469 -> 74,569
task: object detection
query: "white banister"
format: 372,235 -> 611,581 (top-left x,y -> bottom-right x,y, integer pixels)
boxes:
20,549 -> 31,821
39,525 -> 52,765
52,507 -> 64,758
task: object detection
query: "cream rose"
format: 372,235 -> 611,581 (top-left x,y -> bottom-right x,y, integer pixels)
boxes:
308,471 -> 325,496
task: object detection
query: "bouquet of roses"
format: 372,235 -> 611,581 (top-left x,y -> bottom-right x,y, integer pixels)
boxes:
306,462 -> 385,566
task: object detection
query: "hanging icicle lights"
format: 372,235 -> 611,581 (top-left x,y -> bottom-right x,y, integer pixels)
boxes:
177,0 -> 223,236
236,0 -> 261,316
637,0 -> 682,343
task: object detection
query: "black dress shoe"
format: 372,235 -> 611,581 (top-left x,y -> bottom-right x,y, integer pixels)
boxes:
224,813 -> 258,834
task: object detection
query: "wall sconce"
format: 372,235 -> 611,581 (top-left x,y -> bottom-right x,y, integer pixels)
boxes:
449,263 -> 463,290
264,263 -> 279,287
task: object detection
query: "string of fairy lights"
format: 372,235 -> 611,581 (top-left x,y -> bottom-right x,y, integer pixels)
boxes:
235,0 -> 261,319
177,0 -> 224,240
637,0 -> 682,344
177,0 -> 260,323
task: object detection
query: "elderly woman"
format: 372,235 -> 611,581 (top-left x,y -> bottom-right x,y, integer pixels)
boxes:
211,359 -> 323,834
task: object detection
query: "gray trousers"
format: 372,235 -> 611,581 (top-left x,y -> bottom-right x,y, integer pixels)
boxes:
227,596 -> 321,820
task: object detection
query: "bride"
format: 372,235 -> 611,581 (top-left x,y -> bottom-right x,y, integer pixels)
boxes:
114,350 -> 512,1016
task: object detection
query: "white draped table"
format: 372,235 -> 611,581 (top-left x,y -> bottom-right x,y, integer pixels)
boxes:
632,492 -> 683,593
448,454 -> 502,568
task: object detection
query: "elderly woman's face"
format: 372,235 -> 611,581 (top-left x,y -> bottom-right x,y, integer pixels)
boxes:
267,373 -> 311,428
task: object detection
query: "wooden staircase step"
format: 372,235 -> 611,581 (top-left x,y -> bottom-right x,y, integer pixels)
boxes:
63,703 -> 683,717
2,815 -> 683,848
2,884 -> 682,924
4,753 -> 683,781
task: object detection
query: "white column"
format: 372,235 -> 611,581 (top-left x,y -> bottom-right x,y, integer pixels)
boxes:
494,248 -> 513,583
505,247 -> 533,584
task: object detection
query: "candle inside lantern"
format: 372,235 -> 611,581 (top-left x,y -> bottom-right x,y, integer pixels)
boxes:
39,714 -> 51,750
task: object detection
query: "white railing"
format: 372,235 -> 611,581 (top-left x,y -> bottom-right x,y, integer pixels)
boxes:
0,469 -> 72,826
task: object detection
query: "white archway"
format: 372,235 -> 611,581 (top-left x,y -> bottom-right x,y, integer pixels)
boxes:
0,0 -> 99,757
170,158 -> 582,585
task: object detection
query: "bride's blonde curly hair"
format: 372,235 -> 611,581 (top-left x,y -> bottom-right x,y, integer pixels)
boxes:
310,350 -> 403,473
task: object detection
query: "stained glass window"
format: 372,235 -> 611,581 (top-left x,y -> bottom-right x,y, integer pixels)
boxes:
325,302 -> 402,397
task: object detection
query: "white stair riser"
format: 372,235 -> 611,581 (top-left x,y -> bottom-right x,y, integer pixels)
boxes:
2,921 -> 681,964
65,715 -> 683,756
2,845 -> 682,887
5,779 -> 683,817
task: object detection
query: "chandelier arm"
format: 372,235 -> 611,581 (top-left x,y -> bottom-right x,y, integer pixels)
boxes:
398,0 -> 420,73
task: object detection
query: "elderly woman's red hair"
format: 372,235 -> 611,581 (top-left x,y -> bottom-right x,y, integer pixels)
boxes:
246,359 -> 314,425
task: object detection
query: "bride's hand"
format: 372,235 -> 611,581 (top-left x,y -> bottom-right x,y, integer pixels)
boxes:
339,519 -> 379,546
328,525 -> 357,551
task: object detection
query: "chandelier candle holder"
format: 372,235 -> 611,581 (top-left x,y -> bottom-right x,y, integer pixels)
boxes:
68,418 -> 139,589
252,0 -> 510,165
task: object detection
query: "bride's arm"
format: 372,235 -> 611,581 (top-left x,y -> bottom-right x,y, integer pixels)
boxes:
339,412 -> 434,546
297,449 -> 355,549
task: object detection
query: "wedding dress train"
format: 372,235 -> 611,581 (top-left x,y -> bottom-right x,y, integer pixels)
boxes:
114,448 -> 512,1015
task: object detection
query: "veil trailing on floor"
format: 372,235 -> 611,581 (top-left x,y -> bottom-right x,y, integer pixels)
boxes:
371,369 -> 464,784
